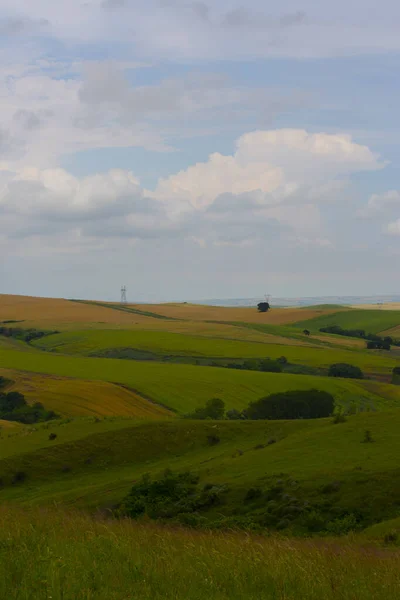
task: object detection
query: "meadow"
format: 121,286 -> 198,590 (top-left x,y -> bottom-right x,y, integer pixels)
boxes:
296,309 -> 400,335
2,505 -> 399,600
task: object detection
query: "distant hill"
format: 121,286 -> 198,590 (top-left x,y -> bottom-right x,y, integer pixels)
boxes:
195,295 -> 400,307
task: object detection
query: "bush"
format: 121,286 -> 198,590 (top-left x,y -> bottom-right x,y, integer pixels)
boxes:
48,433 -> 57,441
384,531 -> 399,545
185,398 -> 225,420
258,359 -> 282,373
207,434 -> 220,446
0,391 -> 58,424
277,356 -> 288,365
362,430 -> 374,443
332,411 -> 347,424
328,363 -> 364,379
392,366 -> 400,384
244,389 -> 334,420
119,470 -> 226,521
226,408 -> 242,420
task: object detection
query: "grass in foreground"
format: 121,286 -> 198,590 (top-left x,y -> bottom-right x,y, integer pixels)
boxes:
0,505 -> 399,600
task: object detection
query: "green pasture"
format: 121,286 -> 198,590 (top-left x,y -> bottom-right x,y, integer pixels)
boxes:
32,328 -> 398,374
295,309 -> 400,335
3,411 -> 400,528
0,347 -> 398,414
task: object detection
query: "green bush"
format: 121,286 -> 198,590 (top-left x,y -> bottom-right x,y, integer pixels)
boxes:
185,398 -> 225,420
328,363 -> 364,379
118,470 -> 226,521
243,389 -> 334,420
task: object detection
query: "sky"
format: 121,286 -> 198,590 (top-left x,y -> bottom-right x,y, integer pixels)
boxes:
1,0 -> 400,302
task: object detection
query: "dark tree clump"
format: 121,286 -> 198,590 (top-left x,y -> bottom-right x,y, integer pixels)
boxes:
257,302 -> 270,313
328,363 -> 364,379
185,398 -> 225,420
243,389 -> 334,420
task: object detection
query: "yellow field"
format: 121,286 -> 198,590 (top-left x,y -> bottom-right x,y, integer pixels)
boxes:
353,303 -> 400,310
0,295 -> 155,329
134,302 -> 341,324
0,368 -> 172,419
0,419 -> 23,430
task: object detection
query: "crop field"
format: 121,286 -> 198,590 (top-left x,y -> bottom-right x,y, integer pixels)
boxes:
0,368 -> 172,418
0,347 -> 398,414
33,328 -> 317,356
133,302 -> 344,324
31,328 -> 398,376
2,506 -> 399,600
295,309 -> 400,335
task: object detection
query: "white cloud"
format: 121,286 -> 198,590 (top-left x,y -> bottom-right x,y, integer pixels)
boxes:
153,129 -> 383,213
361,190 -> 400,217
0,128 -> 384,252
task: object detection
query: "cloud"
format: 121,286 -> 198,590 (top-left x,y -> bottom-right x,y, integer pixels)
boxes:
0,16 -> 49,36
387,219 -> 400,235
153,129 -> 382,213
361,190 -> 400,217
0,128 -> 387,253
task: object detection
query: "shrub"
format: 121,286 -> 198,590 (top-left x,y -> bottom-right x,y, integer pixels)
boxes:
384,531 -> 399,545
48,433 -> 57,441
328,363 -> 364,379
119,470 -> 226,521
244,389 -> 334,420
12,471 -> 26,485
362,430 -> 374,443
276,356 -> 288,365
245,487 -> 263,502
207,434 -> 220,446
226,408 -> 242,420
185,398 -> 225,420
267,437 -> 277,445
392,366 -> 400,384
259,359 -> 282,373
332,411 -> 347,424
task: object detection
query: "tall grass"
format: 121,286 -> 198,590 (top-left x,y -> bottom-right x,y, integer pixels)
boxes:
1,505 -> 399,600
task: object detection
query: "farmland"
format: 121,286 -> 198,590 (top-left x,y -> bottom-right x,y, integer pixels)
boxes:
2,293 -> 400,598
0,346 -> 398,414
295,309 -> 400,335
31,328 -> 397,375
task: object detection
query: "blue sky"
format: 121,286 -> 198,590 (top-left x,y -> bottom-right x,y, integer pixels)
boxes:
1,0 -> 400,301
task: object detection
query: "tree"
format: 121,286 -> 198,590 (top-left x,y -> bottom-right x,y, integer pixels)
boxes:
185,398 -> 225,420
226,408 -> 242,420
243,389 -> 334,420
257,302 -> 270,313
392,366 -> 400,384
328,363 -> 364,379
303,329 -> 311,336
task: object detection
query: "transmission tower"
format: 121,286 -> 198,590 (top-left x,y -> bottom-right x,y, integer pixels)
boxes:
265,293 -> 271,304
120,286 -> 127,305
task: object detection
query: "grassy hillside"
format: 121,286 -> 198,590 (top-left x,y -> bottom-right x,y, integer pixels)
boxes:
2,506 -> 399,600
0,368 -> 172,418
0,347 -> 397,414
295,309 -> 400,335
31,328 -> 397,374
3,412 -> 400,535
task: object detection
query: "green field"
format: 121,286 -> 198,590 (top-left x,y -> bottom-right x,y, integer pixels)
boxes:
0,347 -> 398,414
32,328 -> 398,374
295,309 -> 400,335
